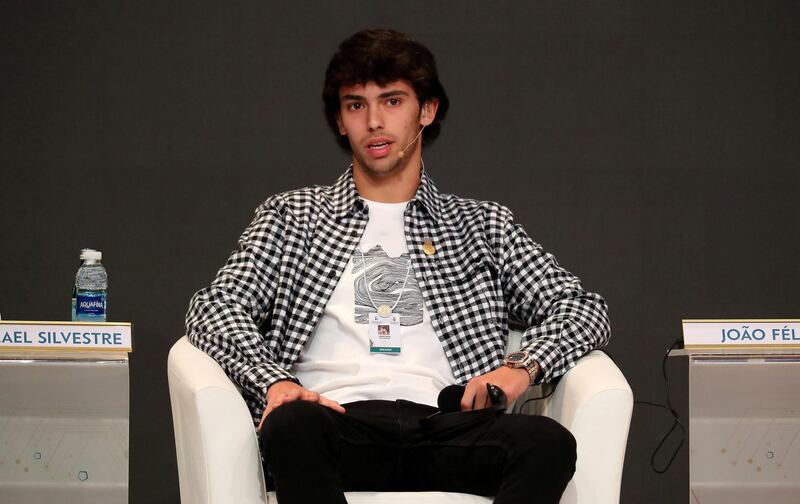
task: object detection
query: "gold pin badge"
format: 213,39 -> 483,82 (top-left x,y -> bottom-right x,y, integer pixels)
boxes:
422,241 -> 436,256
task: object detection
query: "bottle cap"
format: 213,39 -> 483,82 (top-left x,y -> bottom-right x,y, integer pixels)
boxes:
80,248 -> 97,260
83,250 -> 102,261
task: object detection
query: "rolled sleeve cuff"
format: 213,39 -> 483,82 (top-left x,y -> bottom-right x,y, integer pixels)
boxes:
520,333 -> 562,384
242,363 -> 300,401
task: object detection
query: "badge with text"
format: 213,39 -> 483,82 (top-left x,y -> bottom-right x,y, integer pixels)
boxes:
368,312 -> 401,354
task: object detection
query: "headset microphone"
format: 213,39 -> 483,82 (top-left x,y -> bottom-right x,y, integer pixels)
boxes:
397,125 -> 426,159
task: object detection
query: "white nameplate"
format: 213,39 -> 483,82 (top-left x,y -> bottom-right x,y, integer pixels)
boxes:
0,321 -> 133,352
682,319 -> 800,348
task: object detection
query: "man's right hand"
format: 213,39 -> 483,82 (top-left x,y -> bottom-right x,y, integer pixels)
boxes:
256,380 -> 346,432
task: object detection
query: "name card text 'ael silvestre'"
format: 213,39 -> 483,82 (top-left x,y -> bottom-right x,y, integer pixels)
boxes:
0,321 -> 132,352
682,320 -> 800,348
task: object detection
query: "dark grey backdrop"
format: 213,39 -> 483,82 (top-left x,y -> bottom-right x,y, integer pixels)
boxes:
2,1 -> 798,502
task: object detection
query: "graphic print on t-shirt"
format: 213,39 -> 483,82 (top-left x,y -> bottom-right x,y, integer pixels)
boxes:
354,245 -> 423,326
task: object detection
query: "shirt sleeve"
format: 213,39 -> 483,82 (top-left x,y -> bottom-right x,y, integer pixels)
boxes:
185,200 -> 299,416
498,213 -> 610,383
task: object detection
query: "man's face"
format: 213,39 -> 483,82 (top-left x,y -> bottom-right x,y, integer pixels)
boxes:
336,80 -> 435,177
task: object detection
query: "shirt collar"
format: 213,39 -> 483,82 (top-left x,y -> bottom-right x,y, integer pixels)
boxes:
330,164 -> 442,223
330,166 -> 362,219
412,166 -> 442,223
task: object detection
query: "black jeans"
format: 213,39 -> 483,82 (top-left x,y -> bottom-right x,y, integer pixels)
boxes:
259,399 -> 576,504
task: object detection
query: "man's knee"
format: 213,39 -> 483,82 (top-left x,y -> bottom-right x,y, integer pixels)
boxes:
494,415 -> 576,502
535,415 -> 576,455
500,415 -> 576,469
260,400 -> 335,451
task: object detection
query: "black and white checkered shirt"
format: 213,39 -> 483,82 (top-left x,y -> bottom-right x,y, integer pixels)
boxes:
186,167 -> 610,423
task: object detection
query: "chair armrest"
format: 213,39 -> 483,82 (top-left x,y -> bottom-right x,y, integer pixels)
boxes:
167,336 -> 268,504
515,350 -> 632,504
544,351 -> 632,430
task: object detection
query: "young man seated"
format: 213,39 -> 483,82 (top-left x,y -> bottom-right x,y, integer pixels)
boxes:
186,28 -> 610,504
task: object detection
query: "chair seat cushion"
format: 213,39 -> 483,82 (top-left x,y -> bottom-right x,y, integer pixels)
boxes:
267,491 -> 492,503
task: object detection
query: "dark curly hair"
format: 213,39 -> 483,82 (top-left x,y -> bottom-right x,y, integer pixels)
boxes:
323,29 -> 450,152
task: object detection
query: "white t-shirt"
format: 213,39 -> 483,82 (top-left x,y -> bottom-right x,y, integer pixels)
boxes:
293,199 -> 457,406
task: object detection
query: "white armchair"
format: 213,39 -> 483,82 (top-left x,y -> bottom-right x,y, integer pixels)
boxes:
168,333 -> 632,504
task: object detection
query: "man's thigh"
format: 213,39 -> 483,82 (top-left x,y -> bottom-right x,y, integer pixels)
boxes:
400,413 -> 576,495
260,401 -> 574,496
259,400 -> 409,491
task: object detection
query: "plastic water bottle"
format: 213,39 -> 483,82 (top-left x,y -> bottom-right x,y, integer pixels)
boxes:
71,248 -> 96,321
75,249 -> 107,322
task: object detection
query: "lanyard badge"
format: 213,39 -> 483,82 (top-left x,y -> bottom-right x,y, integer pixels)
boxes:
368,312 -> 401,353
360,248 -> 411,355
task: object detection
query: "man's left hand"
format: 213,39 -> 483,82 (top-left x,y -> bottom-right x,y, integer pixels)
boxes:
460,366 -> 531,411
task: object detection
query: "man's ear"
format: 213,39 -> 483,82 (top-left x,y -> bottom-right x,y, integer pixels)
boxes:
336,113 -> 347,136
420,99 -> 440,127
